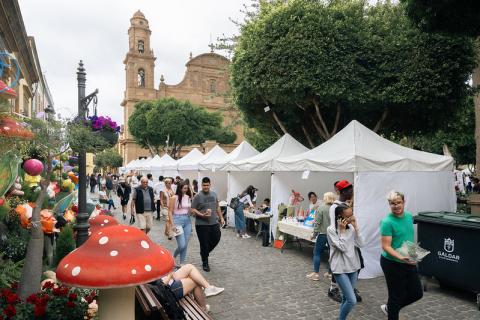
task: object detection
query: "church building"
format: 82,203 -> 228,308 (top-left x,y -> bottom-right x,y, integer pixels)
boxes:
119,10 -> 243,164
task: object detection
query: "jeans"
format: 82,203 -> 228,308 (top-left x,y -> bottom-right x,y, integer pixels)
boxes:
107,199 -> 115,210
313,234 -> 328,273
334,271 -> 358,320
90,185 -> 96,193
195,224 -> 221,263
234,202 -> 246,233
380,256 -> 423,320
173,215 -> 192,264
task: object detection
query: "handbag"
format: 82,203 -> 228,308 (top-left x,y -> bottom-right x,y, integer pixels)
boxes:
229,195 -> 240,209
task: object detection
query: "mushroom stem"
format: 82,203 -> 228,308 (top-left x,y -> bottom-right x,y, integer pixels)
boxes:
98,287 -> 135,320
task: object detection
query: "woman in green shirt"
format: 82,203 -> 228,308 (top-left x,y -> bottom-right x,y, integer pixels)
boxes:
380,191 -> 423,320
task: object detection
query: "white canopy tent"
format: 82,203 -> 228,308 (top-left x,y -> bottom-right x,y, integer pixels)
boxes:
148,154 -> 179,178
125,159 -> 140,171
175,148 -> 204,182
138,155 -> 160,175
221,134 -> 308,227
196,145 -> 229,201
198,141 -> 259,210
273,120 -> 456,279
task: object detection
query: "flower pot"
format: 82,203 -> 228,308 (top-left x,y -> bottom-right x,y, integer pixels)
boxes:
99,130 -> 118,147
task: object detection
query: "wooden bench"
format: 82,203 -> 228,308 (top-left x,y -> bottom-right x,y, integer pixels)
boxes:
135,284 -> 213,320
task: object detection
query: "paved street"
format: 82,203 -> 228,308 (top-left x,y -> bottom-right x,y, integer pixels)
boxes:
106,201 -> 479,320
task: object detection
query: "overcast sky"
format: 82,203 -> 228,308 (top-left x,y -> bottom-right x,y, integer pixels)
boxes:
19,0 -> 246,124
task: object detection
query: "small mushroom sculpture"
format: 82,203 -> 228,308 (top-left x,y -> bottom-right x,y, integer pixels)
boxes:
56,225 -> 174,320
88,215 -> 118,235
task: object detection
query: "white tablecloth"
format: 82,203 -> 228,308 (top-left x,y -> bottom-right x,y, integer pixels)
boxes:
244,211 -> 271,221
277,220 -> 315,242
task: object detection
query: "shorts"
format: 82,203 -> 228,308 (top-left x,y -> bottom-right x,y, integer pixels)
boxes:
160,207 -> 169,218
169,280 -> 184,300
137,211 -> 153,230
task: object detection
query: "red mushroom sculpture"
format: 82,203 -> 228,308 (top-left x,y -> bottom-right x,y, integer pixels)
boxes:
56,225 -> 174,320
0,80 -> 16,98
88,215 -> 118,235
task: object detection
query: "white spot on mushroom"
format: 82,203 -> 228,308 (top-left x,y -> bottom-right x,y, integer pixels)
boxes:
131,269 -> 137,275
72,266 -> 81,277
100,223 -> 104,226
124,229 -> 128,232
110,250 -> 118,257
141,240 -> 149,249
104,219 -> 109,223
88,231 -> 91,236
161,250 -> 165,254
98,232 -> 102,235
145,265 -> 152,272
3,127 -> 9,131
99,236 -> 109,245
64,264 -> 69,268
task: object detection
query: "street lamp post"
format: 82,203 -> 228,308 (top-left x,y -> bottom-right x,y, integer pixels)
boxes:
74,60 -> 99,247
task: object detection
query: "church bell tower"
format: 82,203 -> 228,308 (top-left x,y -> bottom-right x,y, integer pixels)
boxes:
120,10 -> 157,164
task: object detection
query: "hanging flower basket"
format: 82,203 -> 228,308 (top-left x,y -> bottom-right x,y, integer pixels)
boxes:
98,129 -> 118,147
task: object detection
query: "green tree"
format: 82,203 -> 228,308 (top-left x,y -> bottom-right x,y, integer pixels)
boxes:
401,0 -> 479,169
54,225 -> 75,267
128,97 -> 236,158
230,0 -> 477,148
94,148 -> 123,172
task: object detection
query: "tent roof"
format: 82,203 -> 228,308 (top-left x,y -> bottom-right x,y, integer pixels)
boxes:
125,159 -> 139,169
149,154 -> 177,170
199,141 -> 259,170
223,134 -> 308,171
274,120 -> 453,172
163,148 -> 203,170
178,146 -> 227,171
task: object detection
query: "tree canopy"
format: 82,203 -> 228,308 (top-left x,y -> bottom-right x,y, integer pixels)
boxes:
402,0 -> 480,37
94,148 -> 123,172
128,97 -> 236,157
231,0 -> 477,148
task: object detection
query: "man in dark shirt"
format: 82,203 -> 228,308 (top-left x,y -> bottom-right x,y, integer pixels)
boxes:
131,177 -> 156,234
191,177 -> 225,272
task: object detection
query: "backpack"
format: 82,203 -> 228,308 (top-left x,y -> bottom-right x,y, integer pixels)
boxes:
229,195 -> 240,209
149,282 -> 186,320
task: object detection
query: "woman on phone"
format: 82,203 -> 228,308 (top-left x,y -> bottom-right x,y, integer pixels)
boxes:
327,204 -> 363,320
167,182 -> 193,265
380,191 -> 423,319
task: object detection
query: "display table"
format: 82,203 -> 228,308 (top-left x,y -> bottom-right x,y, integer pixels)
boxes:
277,220 -> 315,252
244,210 -> 272,241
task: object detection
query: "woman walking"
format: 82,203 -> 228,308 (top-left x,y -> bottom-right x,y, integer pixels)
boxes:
327,204 -> 363,320
306,192 -> 336,281
117,179 -> 131,220
167,182 -> 193,265
89,173 -> 97,193
235,185 -> 257,239
380,191 -> 423,320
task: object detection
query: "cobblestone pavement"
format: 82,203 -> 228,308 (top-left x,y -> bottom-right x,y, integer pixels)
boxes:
106,198 -> 479,320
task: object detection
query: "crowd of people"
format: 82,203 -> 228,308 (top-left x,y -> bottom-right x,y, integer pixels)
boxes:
88,170 -> 423,319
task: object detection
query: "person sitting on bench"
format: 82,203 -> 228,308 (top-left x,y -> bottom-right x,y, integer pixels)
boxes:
160,264 -> 224,312
99,185 -> 116,210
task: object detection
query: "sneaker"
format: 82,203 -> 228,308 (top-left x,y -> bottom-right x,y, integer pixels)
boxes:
306,272 -> 316,279
354,288 -> 362,302
202,262 -> 210,272
310,274 -> 321,281
381,304 -> 388,316
205,304 -> 210,313
242,234 -> 251,239
204,285 -> 224,297
328,287 -> 342,303
236,233 -> 240,238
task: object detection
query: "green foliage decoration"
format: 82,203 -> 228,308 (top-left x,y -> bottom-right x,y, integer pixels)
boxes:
94,148 -> 123,171
54,225 -> 76,267
0,253 -> 23,288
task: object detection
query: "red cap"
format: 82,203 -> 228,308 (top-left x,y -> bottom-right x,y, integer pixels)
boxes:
335,180 -> 352,191
88,215 -> 118,235
56,225 -> 174,288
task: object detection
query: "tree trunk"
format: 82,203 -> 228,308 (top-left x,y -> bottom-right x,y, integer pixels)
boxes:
18,184 -> 47,300
301,125 -> 315,148
474,41 -> 480,175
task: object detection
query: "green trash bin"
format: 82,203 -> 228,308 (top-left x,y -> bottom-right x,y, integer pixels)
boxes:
414,212 -> 480,310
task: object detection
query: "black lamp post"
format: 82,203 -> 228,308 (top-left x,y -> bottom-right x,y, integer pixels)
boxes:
74,60 -> 99,247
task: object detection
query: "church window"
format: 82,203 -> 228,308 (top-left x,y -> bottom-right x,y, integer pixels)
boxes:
209,79 -> 216,93
137,40 -> 144,54
138,69 -> 145,87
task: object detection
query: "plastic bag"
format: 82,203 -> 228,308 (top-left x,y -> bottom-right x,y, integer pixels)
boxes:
396,241 -> 430,262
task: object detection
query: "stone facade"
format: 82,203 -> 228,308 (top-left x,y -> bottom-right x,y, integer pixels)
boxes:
119,10 -> 243,165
